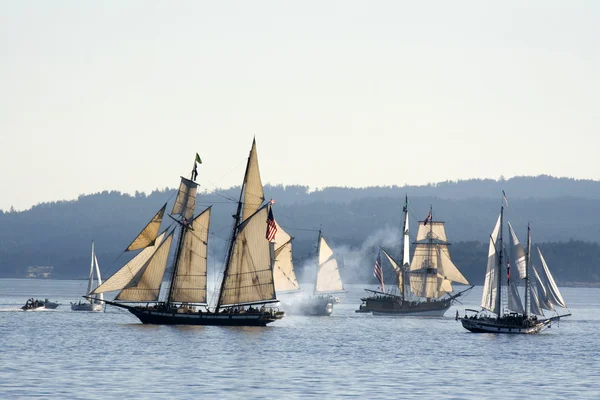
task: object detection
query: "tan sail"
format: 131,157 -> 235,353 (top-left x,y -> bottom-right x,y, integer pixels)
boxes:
125,204 -> 166,251
92,231 -> 167,294
172,177 -> 198,221
273,221 -> 299,292
116,232 -> 174,301
170,207 -> 211,303
219,206 -> 276,306
410,220 -> 467,298
241,139 -> 265,222
315,236 -> 344,293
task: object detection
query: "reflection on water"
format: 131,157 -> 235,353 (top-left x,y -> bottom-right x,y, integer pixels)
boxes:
0,279 -> 598,399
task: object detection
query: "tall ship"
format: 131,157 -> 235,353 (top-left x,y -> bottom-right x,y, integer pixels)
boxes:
460,195 -> 571,333
71,241 -> 104,311
357,197 -> 472,316
91,140 -> 284,326
276,229 -> 344,316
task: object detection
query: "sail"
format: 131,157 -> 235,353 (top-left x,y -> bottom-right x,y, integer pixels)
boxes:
241,139 -> 265,222
536,248 -> 567,308
92,231 -> 167,294
170,207 -> 211,303
116,232 -> 174,301
381,248 -> 403,290
409,221 -> 466,298
507,222 -> 526,279
529,283 -> 545,316
402,207 -> 410,267
93,254 -> 104,302
481,214 -> 501,314
315,236 -> 344,293
219,206 -> 276,306
125,204 -> 166,251
86,241 -> 96,296
507,279 -> 524,314
273,221 -> 299,292
171,177 -> 198,221
532,264 -> 555,311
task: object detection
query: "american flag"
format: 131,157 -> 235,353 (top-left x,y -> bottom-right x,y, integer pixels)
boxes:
265,206 -> 277,241
373,251 -> 384,291
424,211 -> 432,226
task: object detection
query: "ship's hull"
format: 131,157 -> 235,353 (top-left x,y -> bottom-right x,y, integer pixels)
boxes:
103,300 -> 283,326
71,302 -> 103,312
460,317 -> 550,334
358,296 -> 452,317
283,296 -> 334,316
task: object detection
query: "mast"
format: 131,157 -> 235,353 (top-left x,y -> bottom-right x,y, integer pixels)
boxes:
313,229 -> 322,296
497,205 -> 504,317
216,141 -> 254,311
524,222 -> 531,317
426,205 -> 433,301
400,196 -> 408,301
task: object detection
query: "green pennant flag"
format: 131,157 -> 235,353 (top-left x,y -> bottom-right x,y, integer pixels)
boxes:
195,153 -> 202,164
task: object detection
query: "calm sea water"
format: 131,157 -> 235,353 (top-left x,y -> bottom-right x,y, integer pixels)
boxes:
0,279 -> 598,399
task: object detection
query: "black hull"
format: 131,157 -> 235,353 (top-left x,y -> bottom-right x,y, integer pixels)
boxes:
358,296 -> 452,316
106,301 -> 283,326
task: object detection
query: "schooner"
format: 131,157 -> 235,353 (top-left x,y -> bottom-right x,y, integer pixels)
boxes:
91,139 -> 284,326
460,194 -> 571,333
357,197 -> 472,316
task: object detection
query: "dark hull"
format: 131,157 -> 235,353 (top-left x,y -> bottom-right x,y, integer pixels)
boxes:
460,316 -> 549,334
106,301 -> 283,326
368,298 -> 452,317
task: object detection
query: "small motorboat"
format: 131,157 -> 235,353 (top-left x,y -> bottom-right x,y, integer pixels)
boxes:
22,298 -> 60,311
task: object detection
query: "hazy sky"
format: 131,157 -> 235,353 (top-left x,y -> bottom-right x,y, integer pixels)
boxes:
1,1 -> 598,211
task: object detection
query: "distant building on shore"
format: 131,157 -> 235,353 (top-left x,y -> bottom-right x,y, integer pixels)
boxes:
26,266 -> 53,278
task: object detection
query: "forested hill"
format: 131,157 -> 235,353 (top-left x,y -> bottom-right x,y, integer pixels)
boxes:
1,175 -> 600,285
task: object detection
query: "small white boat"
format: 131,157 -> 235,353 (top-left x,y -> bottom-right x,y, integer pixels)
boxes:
71,241 -> 104,312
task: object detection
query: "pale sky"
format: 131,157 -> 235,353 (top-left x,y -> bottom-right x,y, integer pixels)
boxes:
1,1 -> 598,211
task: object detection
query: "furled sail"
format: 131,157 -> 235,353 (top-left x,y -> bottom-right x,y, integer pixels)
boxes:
125,204 -> 166,251
219,206 -> 276,306
481,214 -> 501,314
172,177 -> 198,221
381,248 -> 403,290
315,236 -> 344,293
409,221 -> 467,298
402,207 -> 410,267
170,207 -> 211,303
116,232 -> 174,301
507,222 -> 527,279
241,139 -> 265,222
92,231 -> 167,294
536,248 -> 567,308
273,221 -> 299,293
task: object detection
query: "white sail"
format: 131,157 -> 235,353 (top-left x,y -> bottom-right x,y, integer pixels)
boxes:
507,222 -> 527,279
507,279 -> 524,314
529,282 -> 545,316
415,221 -> 447,242
531,264 -> 555,311
171,177 -> 198,221
381,248 -> 403,290
315,236 -> 344,293
116,232 -> 174,302
86,241 -> 96,296
402,207 -> 410,267
170,207 -> 211,303
273,221 -> 299,293
219,206 -> 276,306
481,214 -> 501,314
241,139 -> 265,222
93,254 -> 103,303
92,231 -> 167,294
536,247 -> 567,308
125,204 -> 166,251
